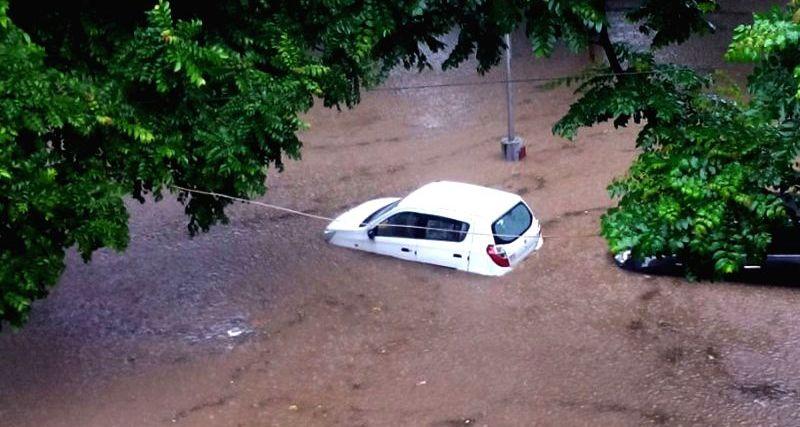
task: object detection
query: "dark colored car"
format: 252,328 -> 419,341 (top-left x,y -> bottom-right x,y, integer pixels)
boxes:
613,220 -> 800,275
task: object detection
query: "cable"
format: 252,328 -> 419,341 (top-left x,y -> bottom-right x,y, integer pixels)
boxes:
172,185 -> 333,222
135,67 -> 715,103
172,185 -> 601,240
368,69 -> 679,92
376,66 -> 718,92
605,6 -> 753,16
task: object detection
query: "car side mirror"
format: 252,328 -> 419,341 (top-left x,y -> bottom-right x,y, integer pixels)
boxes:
367,227 -> 377,239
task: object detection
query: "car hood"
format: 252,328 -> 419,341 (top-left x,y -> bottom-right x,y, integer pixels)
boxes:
327,197 -> 400,231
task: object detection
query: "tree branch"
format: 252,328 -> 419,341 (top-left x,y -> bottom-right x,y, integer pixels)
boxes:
598,25 -> 625,76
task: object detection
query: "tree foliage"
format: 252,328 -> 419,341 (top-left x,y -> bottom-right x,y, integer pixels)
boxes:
0,0 -> 457,328
599,87 -> 794,276
556,1 -> 800,278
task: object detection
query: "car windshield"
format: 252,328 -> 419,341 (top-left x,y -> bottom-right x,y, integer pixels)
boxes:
360,200 -> 399,227
492,202 -> 532,245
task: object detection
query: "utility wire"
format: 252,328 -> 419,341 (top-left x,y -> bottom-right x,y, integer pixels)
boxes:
605,7 -> 753,16
372,66 -> 719,92
172,185 -> 601,240
136,67 -> 716,103
172,185 -> 333,222
368,69 -> 681,92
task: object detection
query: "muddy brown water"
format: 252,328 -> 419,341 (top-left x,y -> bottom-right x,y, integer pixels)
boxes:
3,2 -> 800,425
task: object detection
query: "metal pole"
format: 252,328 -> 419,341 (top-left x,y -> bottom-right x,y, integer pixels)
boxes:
499,32 -> 524,161
505,33 -> 515,142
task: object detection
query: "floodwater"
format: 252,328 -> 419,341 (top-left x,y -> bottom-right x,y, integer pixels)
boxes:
3,2 -> 799,425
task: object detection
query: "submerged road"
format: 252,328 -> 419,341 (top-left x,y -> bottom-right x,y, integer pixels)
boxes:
2,2 -> 798,425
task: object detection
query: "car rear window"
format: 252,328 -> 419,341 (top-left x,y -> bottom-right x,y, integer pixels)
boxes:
492,202 -> 532,245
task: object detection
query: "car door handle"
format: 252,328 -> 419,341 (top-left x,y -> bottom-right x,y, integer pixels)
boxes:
453,254 -> 462,258
401,247 -> 411,252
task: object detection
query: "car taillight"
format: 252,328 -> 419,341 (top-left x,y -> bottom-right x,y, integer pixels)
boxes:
486,244 -> 510,267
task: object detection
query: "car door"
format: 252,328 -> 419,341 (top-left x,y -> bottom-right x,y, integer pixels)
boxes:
370,211 -> 423,261
414,214 -> 471,271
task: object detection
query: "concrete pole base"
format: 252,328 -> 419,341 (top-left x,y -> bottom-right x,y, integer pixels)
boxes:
501,136 -> 526,161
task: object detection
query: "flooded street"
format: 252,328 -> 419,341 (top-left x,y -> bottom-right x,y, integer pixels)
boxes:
3,2 -> 800,425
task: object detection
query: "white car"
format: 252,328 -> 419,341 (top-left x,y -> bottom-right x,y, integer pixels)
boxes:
324,181 -> 543,276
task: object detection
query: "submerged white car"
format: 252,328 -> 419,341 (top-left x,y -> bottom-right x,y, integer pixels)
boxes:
324,181 -> 543,276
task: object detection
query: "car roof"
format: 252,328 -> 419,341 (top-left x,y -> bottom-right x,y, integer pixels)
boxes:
397,181 -> 522,222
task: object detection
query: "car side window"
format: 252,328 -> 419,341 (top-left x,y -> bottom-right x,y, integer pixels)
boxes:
375,212 -> 425,239
423,215 -> 470,242
376,212 -> 469,242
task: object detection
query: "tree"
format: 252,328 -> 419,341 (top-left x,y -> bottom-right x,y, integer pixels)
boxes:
0,0 -> 460,328
585,2 -> 800,278
0,0 -> 746,327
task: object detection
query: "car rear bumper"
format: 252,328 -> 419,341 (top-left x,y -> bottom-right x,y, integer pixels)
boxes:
510,232 -> 543,267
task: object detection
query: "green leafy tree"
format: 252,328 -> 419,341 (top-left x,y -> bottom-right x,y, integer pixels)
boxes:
0,0 -> 459,328
561,1 -> 800,277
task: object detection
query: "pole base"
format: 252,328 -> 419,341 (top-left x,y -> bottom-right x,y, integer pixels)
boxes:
501,136 -> 526,161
